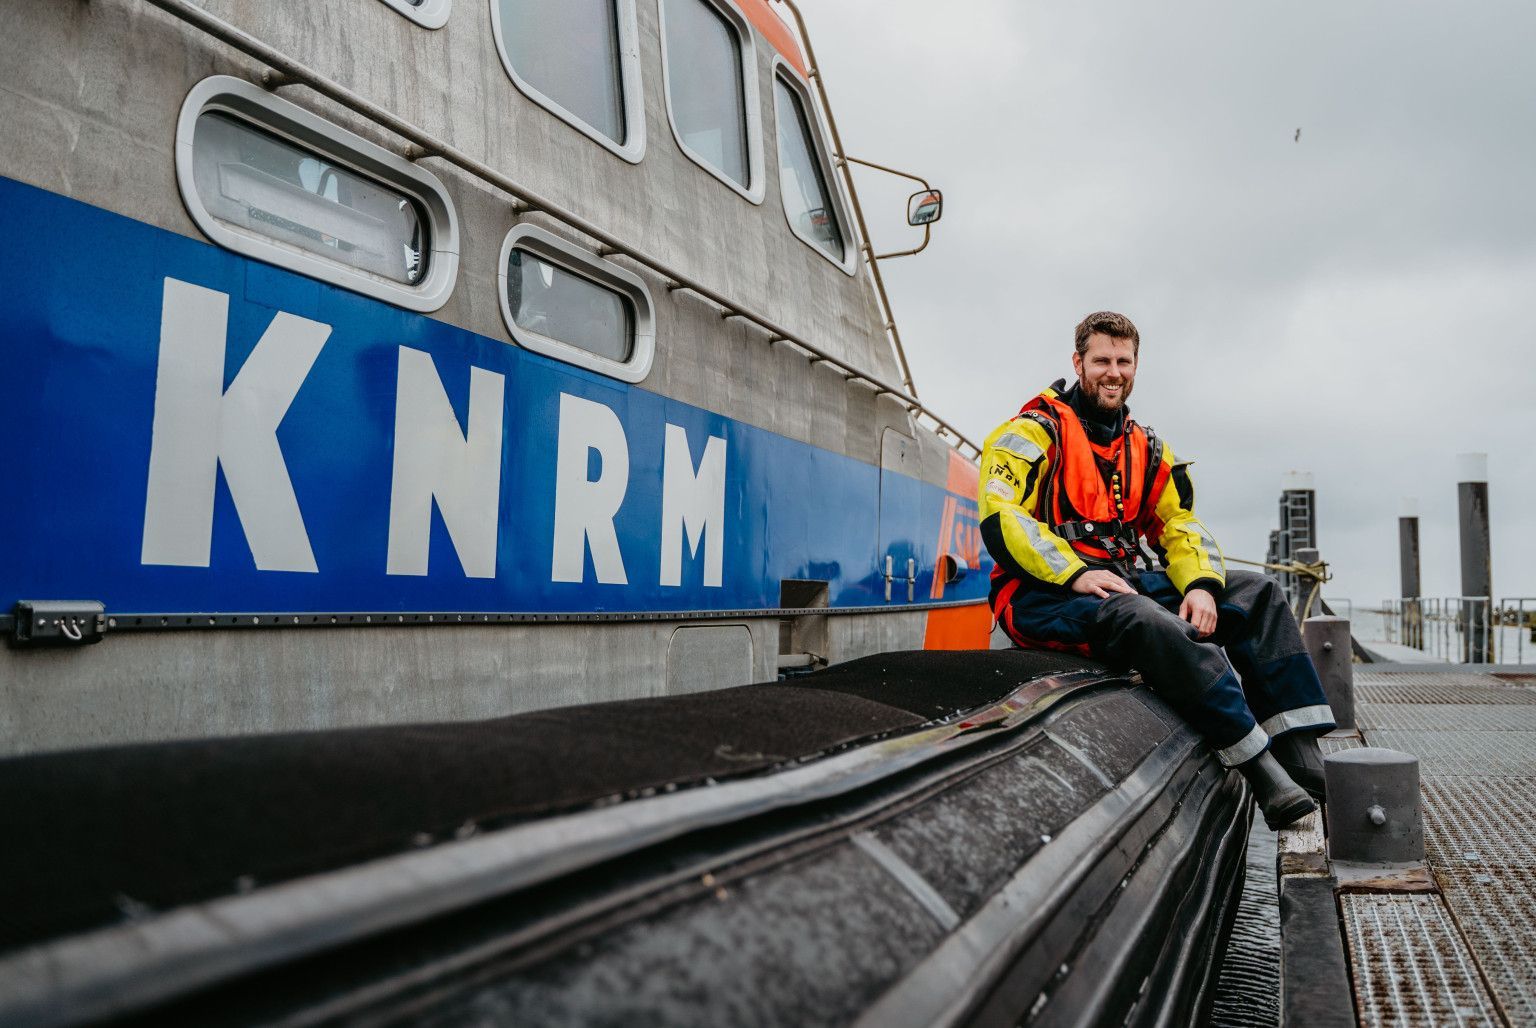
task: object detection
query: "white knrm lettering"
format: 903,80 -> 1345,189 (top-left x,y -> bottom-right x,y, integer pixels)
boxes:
659,424 -> 727,588
141,278 -> 328,572
551,393 -> 630,584
386,347 -> 505,578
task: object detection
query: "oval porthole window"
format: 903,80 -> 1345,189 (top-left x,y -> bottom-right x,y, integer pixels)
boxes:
176,76 -> 459,311
507,249 -> 633,362
191,113 -> 431,286
497,225 -> 655,383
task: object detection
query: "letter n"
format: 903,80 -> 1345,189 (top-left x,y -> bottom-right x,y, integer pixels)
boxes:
386,347 -> 505,578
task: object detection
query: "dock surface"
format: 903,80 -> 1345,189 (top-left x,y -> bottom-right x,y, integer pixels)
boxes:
1334,663 -> 1536,1025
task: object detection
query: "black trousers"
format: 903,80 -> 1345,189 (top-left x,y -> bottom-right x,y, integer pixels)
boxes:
997,569 -> 1334,766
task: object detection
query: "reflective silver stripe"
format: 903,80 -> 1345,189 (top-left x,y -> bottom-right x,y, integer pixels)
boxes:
1261,705 -> 1335,738
1215,724 -> 1268,768
1012,511 -> 1072,576
1191,521 -> 1226,575
994,432 -> 1044,463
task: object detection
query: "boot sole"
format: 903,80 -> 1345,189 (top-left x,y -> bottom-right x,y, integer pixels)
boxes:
1262,794 -> 1316,831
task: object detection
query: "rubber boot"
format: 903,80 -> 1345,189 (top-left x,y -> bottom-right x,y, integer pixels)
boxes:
1270,728 -> 1327,803
1236,751 -> 1316,830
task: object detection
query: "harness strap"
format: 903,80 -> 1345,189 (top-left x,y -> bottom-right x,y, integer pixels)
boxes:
1055,518 -> 1145,574
1054,519 -> 1138,545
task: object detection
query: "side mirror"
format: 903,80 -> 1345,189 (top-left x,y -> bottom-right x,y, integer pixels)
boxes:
907,189 -> 943,226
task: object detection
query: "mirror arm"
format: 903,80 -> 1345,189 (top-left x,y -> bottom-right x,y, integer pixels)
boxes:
843,154 -> 932,192
842,156 -> 936,261
874,222 -> 931,261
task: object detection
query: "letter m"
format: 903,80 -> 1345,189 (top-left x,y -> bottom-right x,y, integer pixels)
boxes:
660,423 -> 726,588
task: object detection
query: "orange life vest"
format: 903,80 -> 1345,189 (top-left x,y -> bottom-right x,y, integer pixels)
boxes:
1017,390 -> 1163,570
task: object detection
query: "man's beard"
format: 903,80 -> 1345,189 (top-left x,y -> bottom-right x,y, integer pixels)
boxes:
1082,378 -> 1132,414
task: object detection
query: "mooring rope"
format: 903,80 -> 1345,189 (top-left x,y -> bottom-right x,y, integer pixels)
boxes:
1223,555 -> 1331,620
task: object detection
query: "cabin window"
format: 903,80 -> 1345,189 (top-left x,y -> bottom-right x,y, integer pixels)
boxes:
192,114 -> 429,286
491,0 -> 646,164
773,70 -> 851,270
507,251 -> 631,362
375,0 -> 451,29
659,0 -> 762,201
176,76 -> 459,311
497,225 -> 656,383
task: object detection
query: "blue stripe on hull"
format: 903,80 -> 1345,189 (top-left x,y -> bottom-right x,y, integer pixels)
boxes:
0,176 -> 989,615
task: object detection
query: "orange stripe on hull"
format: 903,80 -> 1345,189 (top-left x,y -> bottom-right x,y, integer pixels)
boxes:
923,603 -> 993,650
946,449 -> 979,496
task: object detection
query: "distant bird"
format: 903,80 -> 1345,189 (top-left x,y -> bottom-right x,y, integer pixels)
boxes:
1295,128 -> 1301,142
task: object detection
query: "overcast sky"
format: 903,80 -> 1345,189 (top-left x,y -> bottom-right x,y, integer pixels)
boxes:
800,0 -> 1536,610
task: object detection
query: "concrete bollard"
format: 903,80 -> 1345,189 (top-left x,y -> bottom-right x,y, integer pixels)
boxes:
1324,748 -> 1423,863
1303,615 -> 1355,730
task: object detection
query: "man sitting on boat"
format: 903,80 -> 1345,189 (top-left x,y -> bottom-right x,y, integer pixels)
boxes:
977,311 -> 1331,829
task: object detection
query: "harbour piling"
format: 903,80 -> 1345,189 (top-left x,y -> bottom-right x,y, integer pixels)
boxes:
1397,498 -> 1422,650
1456,453 -> 1493,662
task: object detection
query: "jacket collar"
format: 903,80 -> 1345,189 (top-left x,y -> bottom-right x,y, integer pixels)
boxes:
1054,379 -> 1126,445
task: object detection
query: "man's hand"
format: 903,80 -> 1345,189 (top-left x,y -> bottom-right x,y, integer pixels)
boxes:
1071,569 -> 1136,599
1179,588 -> 1218,638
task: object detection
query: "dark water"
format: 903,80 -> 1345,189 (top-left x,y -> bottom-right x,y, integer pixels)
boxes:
1205,820 -> 1280,1027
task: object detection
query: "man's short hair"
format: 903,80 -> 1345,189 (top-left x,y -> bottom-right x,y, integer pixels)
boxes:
1074,311 -> 1140,356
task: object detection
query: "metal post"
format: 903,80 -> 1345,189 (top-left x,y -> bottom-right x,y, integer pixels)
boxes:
1457,453 -> 1493,662
1324,748 -> 1423,864
1294,546 -> 1321,620
1304,615 -> 1355,730
1398,498 -> 1422,649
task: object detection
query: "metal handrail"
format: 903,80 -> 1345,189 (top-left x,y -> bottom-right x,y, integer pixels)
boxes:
1376,595 -> 1536,664
1499,597 -> 1536,665
772,0 -> 923,400
138,0 -> 982,459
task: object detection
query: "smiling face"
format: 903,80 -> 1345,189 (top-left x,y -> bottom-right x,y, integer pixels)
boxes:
1071,332 -> 1138,413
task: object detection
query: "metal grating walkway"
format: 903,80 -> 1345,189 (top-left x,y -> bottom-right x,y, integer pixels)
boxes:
1436,868 -> 1536,1025
1358,705 -> 1536,733
1359,730 -> 1536,779
1356,682 -> 1536,706
1419,778 -> 1536,870
1350,666 -> 1536,1025
1340,893 -> 1499,1027
1358,671 -> 1536,697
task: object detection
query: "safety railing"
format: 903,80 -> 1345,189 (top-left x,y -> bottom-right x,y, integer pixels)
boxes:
1373,597 -> 1535,664
1498,597 -> 1536,665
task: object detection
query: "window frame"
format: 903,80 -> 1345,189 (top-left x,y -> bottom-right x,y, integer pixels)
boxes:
375,0 -> 452,29
497,224 -> 656,383
769,59 -> 856,275
657,0 -> 764,204
489,0 -> 647,165
175,76 -> 459,312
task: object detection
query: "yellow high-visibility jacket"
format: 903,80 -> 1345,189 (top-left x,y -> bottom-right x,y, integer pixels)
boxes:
978,389 -> 1226,596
